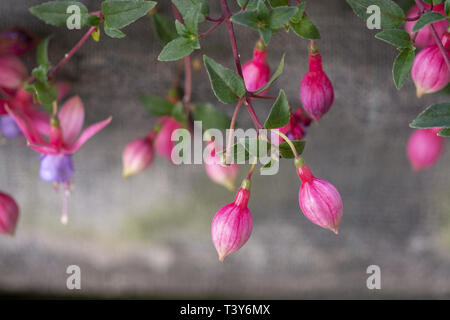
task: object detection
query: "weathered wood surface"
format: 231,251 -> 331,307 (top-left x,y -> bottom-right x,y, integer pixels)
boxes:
1,0 -> 450,298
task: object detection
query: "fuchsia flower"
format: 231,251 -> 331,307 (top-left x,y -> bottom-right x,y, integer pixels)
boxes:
296,160 -> 343,234
6,96 -> 111,224
204,141 -> 239,191
122,133 -> 155,178
274,108 -> 311,145
0,28 -> 37,56
154,116 -> 183,161
0,54 -> 27,90
405,4 -> 448,48
411,33 -> 450,98
242,40 -> 271,94
1,87 -> 50,138
299,42 -> 334,121
407,128 -> 444,171
0,191 -> 19,236
211,179 -> 253,261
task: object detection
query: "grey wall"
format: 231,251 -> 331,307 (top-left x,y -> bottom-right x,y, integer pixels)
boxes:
1,0 -> 450,298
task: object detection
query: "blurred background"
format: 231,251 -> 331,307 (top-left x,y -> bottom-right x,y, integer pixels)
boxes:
1,0 -> 450,299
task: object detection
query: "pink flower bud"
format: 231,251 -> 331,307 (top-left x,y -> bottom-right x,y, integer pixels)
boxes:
205,141 -> 239,190
297,162 -> 342,234
405,4 -> 448,48
407,128 -> 444,171
411,34 -> 450,98
0,54 -> 27,90
0,191 -> 19,236
299,43 -> 334,121
242,41 -> 271,94
274,108 -> 311,145
211,179 -> 253,261
154,116 -> 183,161
122,134 -> 155,178
0,28 -> 37,56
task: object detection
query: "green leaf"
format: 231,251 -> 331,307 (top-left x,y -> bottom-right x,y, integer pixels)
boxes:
346,0 -> 406,29
172,0 -> 208,24
290,3 -> 306,23
289,16 -> 320,39
254,53 -> 285,95
246,0 -> 261,11
104,24 -> 126,38
278,140 -> 306,158
29,1 -> 89,27
140,93 -> 174,116
192,104 -> 231,131
231,11 -> 260,29
237,0 -> 250,8
375,29 -> 411,48
152,13 -> 178,45
171,102 -> 186,123
438,128 -> 450,137
203,55 -> 246,104
158,37 -> 195,61
268,0 -> 289,7
87,15 -> 102,26
410,102 -> 450,129
264,90 -> 290,129
101,0 -> 156,30
412,11 -> 447,33
393,46 -> 415,90
268,6 -> 298,30
446,0 -> 450,16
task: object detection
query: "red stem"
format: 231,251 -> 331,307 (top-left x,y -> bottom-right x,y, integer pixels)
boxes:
50,26 -> 97,78
415,0 -> 450,71
226,97 -> 245,162
220,0 -> 264,129
199,19 -> 225,38
184,55 -> 192,105
171,1 -> 192,107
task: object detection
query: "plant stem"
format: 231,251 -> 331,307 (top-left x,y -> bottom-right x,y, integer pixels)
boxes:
199,19 -> 225,38
50,26 -> 97,78
225,97 -> 245,163
184,55 -> 192,105
415,0 -> 450,70
247,161 -> 257,180
171,1 -> 193,116
220,0 -> 264,130
220,0 -> 244,77
271,129 -> 299,159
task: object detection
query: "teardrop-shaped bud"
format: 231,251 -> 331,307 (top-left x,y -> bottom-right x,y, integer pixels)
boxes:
204,141 -> 239,191
407,128 -> 444,171
122,135 -> 155,178
211,179 -> 253,261
242,40 -> 271,94
299,42 -> 334,121
0,191 -> 19,236
297,162 -> 343,234
412,34 -> 450,98
154,116 -> 183,161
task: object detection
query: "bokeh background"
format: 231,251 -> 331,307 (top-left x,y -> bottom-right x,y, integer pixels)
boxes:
1,0 -> 450,299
